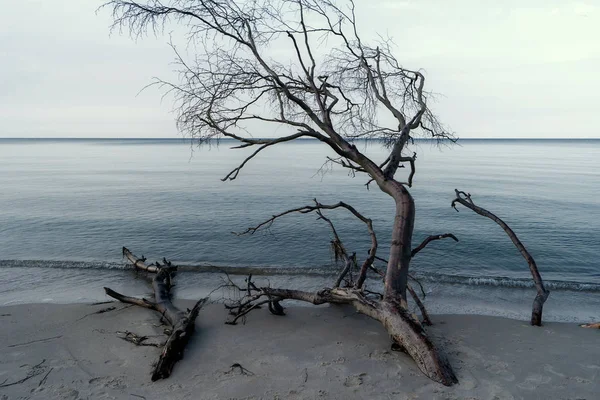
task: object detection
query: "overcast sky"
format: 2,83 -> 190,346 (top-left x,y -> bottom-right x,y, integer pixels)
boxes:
1,0 -> 599,138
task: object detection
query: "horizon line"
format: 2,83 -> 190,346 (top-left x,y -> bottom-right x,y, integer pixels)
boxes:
1,137 -> 599,141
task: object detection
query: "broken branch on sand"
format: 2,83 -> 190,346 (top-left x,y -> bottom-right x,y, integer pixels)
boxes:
104,247 -> 207,381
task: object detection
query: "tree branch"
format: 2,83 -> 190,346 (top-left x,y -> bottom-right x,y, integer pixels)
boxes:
411,233 -> 459,257
451,189 -> 549,326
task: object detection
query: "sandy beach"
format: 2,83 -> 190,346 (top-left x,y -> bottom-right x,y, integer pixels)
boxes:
1,302 -> 598,400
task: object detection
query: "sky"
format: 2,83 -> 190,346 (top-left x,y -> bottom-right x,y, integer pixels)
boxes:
1,0 -> 599,139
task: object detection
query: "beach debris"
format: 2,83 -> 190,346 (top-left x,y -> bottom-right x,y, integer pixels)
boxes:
0,359 -> 48,388
223,200 -> 458,386
104,247 -> 207,381
452,189 -> 550,326
580,322 -> 600,329
116,330 -> 163,347
90,300 -> 114,306
8,335 -> 62,348
38,367 -> 53,387
76,305 -> 121,321
226,363 -> 254,376
95,306 -> 117,314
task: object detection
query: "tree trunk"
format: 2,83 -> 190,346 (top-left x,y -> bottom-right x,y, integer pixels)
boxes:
255,287 -> 457,386
384,182 -> 415,302
376,300 -> 456,385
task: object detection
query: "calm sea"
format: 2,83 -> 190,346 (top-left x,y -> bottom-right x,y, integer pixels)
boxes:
1,138 -> 599,322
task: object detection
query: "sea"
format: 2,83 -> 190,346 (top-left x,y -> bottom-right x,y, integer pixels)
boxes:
1,138 -> 599,323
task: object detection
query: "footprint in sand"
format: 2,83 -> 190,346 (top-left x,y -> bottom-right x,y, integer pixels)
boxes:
88,376 -> 127,390
457,370 -> 478,390
484,360 -> 514,382
368,349 -> 392,361
51,385 -> 80,400
516,374 -> 551,390
344,373 -> 367,387
543,364 -> 565,378
569,376 -> 592,384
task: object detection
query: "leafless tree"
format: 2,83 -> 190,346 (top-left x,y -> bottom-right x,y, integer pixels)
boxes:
104,0 -> 459,385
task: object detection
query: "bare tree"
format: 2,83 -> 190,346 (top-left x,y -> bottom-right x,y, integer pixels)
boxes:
104,0 -> 459,385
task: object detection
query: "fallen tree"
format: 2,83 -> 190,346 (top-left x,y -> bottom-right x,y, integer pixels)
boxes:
104,247 -> 207,381
451,190 -> 549,326
100,0 -> 501,386
224,201 -> 457,384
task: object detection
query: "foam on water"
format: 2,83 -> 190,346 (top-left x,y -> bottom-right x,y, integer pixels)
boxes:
2,259 -> 600,292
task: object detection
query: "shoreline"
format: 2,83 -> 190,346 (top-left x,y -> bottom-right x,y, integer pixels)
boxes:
3,265 -> 600,324
1,302 -> 598,399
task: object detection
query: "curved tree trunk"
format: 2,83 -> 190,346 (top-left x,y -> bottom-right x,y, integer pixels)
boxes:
376,181 -> 455,383
384,182 -> 415,302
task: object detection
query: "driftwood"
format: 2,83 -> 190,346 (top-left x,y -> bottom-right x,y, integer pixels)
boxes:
104,247 -> 207,381
226,283 -> 456,385
104,0 -> 463,386
452,189 -> 550,326
226,201 -> 458,386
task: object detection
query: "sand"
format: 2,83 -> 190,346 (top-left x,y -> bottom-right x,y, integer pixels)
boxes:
1,301 -> 598,400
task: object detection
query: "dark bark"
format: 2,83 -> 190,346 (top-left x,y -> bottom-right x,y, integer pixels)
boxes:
411,233 -> 459,257
452,190 -> 549,326
383,182 -> 415,303
105,247 -> 207,380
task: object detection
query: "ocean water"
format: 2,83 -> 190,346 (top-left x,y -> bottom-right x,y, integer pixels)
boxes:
1,138 -> 599,322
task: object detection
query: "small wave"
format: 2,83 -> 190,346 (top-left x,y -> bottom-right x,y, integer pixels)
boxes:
2,259 -> 599,292
414,273 -> 600,292
0,260 -> 126,270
